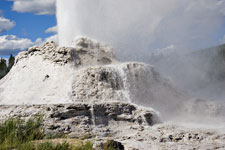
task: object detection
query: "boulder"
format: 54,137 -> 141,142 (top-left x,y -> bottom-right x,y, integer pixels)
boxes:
101,140 -> 125,150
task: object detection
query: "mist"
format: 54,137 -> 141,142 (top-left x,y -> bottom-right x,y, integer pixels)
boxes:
57,0 -> 225,60
56,0 -> 225,123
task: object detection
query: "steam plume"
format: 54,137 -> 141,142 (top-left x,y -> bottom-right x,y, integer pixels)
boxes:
56,0 -> 225,101
56,0 -> 225,60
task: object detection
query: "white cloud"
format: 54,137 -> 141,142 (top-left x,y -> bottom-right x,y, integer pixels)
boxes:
45,26 -> 57,33
0,34 -> 58,55
45,34 -> 58,43
11,0 -> 56,15
0,35 -> 45,55
0,35 -> 33,51
34,38 -> 43,45
0,17 -> 15,34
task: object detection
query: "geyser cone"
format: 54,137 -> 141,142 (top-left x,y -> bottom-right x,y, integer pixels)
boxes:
0,37 -> 183,119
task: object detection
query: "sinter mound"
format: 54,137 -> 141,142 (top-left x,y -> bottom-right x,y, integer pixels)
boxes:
0,37 -> 225,149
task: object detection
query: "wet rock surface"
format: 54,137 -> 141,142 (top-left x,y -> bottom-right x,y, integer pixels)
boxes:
0,37 -> 225,149
0,103 -> 225,150
0,37 -> 182,112
0,102 -> 159,137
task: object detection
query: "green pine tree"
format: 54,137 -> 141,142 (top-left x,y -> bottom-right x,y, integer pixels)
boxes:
8,54 -> 15,71
0,58 -> 8,79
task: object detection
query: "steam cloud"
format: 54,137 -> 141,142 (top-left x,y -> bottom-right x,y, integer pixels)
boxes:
56,0 -> 225,124
56,0 -> 225,60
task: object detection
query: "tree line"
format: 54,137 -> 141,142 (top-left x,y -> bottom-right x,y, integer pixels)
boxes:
0,54 -> 15,79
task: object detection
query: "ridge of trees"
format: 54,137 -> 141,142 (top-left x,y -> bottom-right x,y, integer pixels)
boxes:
0,54 -> 15,79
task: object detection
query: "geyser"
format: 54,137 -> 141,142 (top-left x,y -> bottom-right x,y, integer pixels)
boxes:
56,0 -> 225,60
55,0 -> 225,122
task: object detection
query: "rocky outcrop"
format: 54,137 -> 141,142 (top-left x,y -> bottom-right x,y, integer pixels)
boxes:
16,37 -> 116,66
1,103 -> 225,150
0,37 -> 183,117
101,140 -> 125,150
0,102 -> 160,138
121,123 -> 225,150
3,37 -> 221,123
72,62 -> 183,116
0,37 -> 119,104
0,37 -> 225,149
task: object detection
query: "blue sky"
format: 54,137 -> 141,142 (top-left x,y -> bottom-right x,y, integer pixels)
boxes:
0,0 -> 57,58
0,1 -> 56,41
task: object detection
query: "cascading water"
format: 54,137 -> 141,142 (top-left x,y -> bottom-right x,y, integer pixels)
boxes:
109,65 -> 132,103
56,1 -> 225,122
70,55 -> 183,120
90,103 -> 97,140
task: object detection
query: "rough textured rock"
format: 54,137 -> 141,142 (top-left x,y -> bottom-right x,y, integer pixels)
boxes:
101,140 -> 125,150
1,37 -> 225,149
119,124 -> 225,150
0,104 -> 225,150
0,37 -> 183,116
72,63 -> 182,103
0,102 -> 160,138
16,37 -> 116,66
